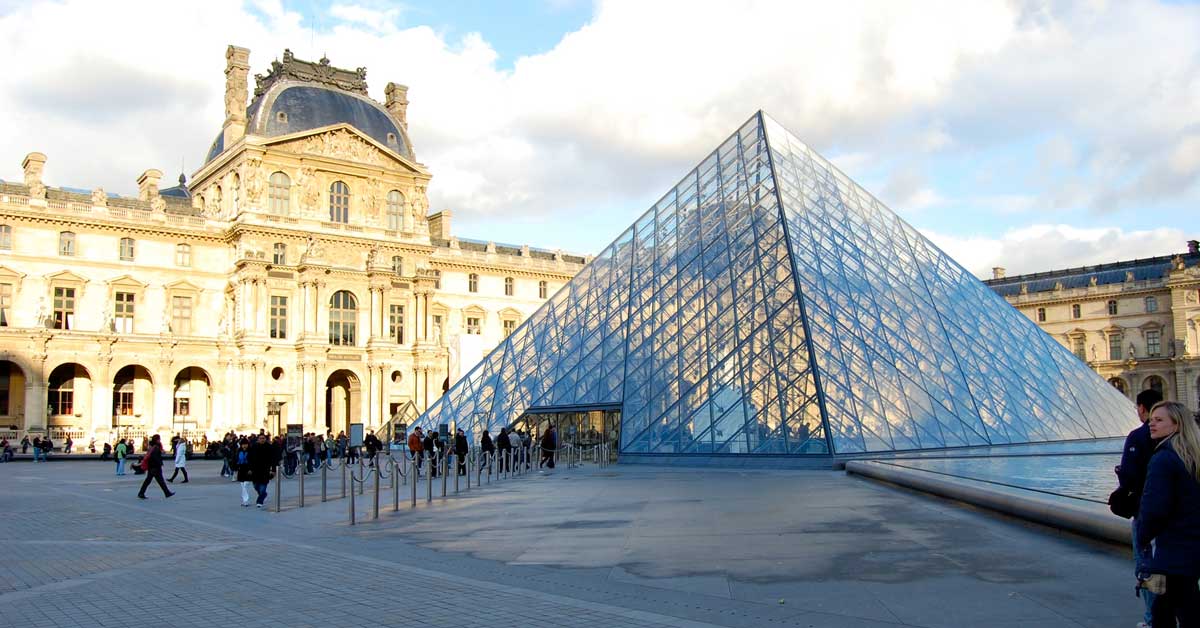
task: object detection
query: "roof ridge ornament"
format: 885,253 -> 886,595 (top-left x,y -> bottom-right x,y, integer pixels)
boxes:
254,48 -> 369,97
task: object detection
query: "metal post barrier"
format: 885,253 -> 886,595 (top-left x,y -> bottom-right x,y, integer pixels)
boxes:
441,454 -> 448,497
425,457 -> 433,503
341,457 -> 348,498
298,453 -> 306,508
349,468 -> 356,525
454,453 -> 460,494
466,450 -> 472,490
410,458 -> 418,507
390,456 -> 398,489
321,460 -> 328,502
372,466 -> 380,520
274,466 -> 282,512
358,459 -> 365,496
393,460 -> 400,512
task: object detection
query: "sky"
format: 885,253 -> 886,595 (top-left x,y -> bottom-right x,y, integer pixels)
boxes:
0,0 -> 1197,278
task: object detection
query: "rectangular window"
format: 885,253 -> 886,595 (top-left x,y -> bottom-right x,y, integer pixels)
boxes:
1072,336 -> 1086,360
269,295 -> 287,339
466,316 -> 481,335
1109,334 -> 1122,361
171,295 -> 192,335
1147,330 -> 1161,356
1145,296 -> 1158,313
114,390 -> 131,416
1071,304 -> 1081,319
504,277 -> 514,296
58,232 -> 75,256
538,281 -> 548,299
53,388 -> 75,416
176,243 -> 191,267
53,286 -> 75,330
0,225 -> 12,250
1036,307 -> 1046,322
119,237 -> 135,261
1107,300 -> 1118,315
273,243 -> 287,265
114,291 -> 135,333
0,283 -> 11,327
503,319 -> 516,337
389,304 -> 404,343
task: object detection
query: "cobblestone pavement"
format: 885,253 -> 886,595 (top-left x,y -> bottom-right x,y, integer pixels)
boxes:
0,459 -> 1140,627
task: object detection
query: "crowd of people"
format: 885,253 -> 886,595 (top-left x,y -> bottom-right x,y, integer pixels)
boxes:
1113,389 -> 1200,626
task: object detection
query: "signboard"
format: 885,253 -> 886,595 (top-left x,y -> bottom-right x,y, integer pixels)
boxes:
349,423 -> 364,448
438,423 -> 449,440
286,424 -> 303,449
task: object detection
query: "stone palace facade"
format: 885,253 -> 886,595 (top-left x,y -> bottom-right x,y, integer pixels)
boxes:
986,242 -> 1200,411
0,46 -> 585,444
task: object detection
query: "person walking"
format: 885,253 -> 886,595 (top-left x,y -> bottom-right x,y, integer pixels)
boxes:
1115,388 -> 1164,627
1,437 -> 12,462
136,435 -> 174,500
422,429 -> 437,477
454,428 -> 469,476
521,430 -> 532,470
481,429 -> 495,472
20,435 -> 29,454
235,439 -> 254,506
40,436 -> 53,461
496,427 -> 511,473
167,437 -> 189,483
114,439 -> 128,475
540,426 -> 557,469
407,427 -> 424,476
364,430 -> 382,467
64,436 -> 73,454
247,434 -> 276,508
1136,401 -> 1200,626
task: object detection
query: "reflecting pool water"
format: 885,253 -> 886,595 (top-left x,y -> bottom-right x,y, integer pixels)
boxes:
884,442 -> 1124,503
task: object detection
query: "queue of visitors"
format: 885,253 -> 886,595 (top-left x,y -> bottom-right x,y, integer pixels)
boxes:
1113,388 -> 1200,627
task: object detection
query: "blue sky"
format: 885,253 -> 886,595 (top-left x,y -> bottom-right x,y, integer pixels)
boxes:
0,0 -> 1197,276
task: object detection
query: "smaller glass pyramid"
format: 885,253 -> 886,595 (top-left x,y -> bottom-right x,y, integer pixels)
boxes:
414,112 -> 1134,458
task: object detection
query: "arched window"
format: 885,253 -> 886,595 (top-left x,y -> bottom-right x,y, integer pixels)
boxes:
386,190 -> 404,231
119,237 -> 135,261
504,277 -> 514,296
329,290 -> 357,346
329,181 -> 350,223
1145,296 -> 1158,313
391,255 -> 403,275
468,273 -> 479,293
1108,377 -> 1128,396
1107,300 -> 1118,315
58,231 -> 75,256
269,172 -> 290,214
273,243 -> 287,265
48,368 -> 75,416
1144,375 -> 1165,396
538,280 -> 548,299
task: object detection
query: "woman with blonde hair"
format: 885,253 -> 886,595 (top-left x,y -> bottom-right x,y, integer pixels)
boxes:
1136,401 -> 1200,626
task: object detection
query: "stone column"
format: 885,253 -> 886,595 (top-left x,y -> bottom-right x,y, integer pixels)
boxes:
222,46 -> 250,148
253,361 -> 265,431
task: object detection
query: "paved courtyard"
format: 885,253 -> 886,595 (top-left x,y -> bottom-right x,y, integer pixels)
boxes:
0,458 -> 1140,627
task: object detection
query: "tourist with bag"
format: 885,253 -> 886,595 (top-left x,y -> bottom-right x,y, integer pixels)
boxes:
1136,401 -> 1200,626
136,435 -> 175,500
247,434 -> 276,508
114,439 -> 127,475
235,439 -> 254,506
1113,389 -> 1163,627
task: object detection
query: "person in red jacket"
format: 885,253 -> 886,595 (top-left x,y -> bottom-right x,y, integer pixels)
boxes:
137,435 -> 174,500
407,427 -> 424,475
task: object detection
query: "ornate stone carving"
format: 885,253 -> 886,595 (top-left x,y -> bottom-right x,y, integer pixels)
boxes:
150,196 -> 166,213
280,129 -> 389,166
297,167 -> 320,213
225,46 -> 250,127
299,235 -> 326,264
364,177 -> 383,219
243,158 -> 266,205
254,49 -> 369,97
1172,255 -> 1186,271
23,152 -> 46,200
91,188 -> 107,207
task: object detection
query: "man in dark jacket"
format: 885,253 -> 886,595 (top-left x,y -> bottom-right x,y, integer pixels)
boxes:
136,435 -> 174,500
480,430 -> 494,472
496,428 -> 512,473
454,429 -> 469,476
364,430 -> 382,467
422,431 -> 437,477
247,434 -> 277,508
1117,388 -> 1163,626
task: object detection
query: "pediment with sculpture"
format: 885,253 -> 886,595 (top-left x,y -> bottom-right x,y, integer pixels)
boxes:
267,125 -> 421,172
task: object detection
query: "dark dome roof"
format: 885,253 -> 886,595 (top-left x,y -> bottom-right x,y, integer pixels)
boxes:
204,81 -> 414,165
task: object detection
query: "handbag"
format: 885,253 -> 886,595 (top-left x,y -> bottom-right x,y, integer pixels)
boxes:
1107,487 -> 1138,519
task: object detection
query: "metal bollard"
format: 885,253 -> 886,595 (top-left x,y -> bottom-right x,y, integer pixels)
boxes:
341,457 -> 347,498
393,462 -> 400,512
390,457 -> 398,489
299,454 -> 305,508
410,458 -> 418,507
274,466 -> 282,512
321,460 -> 328,502
441,455 -> 448,497
454,454 -> 460,494
486,452 -> 492,484
425,457 -> 433,503
372,467 -> 380,520
349,469 -> 356,525
358,459 -> 365,496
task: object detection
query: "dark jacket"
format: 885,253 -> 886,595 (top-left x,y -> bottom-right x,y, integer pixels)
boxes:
481,433 -> 494,454
454,434 -> 468,456
496,430 -> 512,451
1117,422 -> 1155,502
144,445 -> 164,470
422,435 -> 435,455
1136,437 -> 1200,576
247,443 -> 276,484
235,449 -> 253,482
364,434 -> 382,455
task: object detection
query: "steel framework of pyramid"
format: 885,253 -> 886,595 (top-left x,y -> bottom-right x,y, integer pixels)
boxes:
414,112 -> 1134,459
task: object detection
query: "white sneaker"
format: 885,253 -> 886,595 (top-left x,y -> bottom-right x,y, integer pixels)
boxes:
256,504 -> 263,509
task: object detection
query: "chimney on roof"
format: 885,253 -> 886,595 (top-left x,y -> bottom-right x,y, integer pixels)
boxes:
137,169 -> 163,201
385,82 -> 409,131
1188,240 -> 1199,255
22,152 -> 46,200
223,45 -> 251,148
991,266 -> 1006,280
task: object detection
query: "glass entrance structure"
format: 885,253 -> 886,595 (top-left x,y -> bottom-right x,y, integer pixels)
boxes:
413,112 -> 1134,463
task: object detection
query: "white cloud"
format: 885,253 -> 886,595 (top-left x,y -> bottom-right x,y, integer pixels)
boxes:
924,224 -> 1189,279
0,0 -> 1197,255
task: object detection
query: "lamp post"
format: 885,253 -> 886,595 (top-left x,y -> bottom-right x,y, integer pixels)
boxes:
267,401 -> 282,437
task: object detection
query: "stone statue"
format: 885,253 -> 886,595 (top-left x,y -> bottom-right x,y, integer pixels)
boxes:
364,177 -> 383,219
298,167 -> 320,212
102,309 -> 114,333
366,248 -> 378,269
1126,271 -> 1135,282
35,297 -> 47,328
300,235 -> 325,263
1088,276 -> 1098,287
150,196 -> 166,213
244,159 -> 266,205
432,322 -> 442,346
91,188 -> 107,207
1173,255 -> 1186,271
1089,344 -> 1096,361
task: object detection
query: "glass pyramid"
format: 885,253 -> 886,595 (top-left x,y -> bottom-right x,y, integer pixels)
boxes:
414,112 -> 1134,457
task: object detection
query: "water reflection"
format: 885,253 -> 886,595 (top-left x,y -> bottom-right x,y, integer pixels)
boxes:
889,453 -> 1121,503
